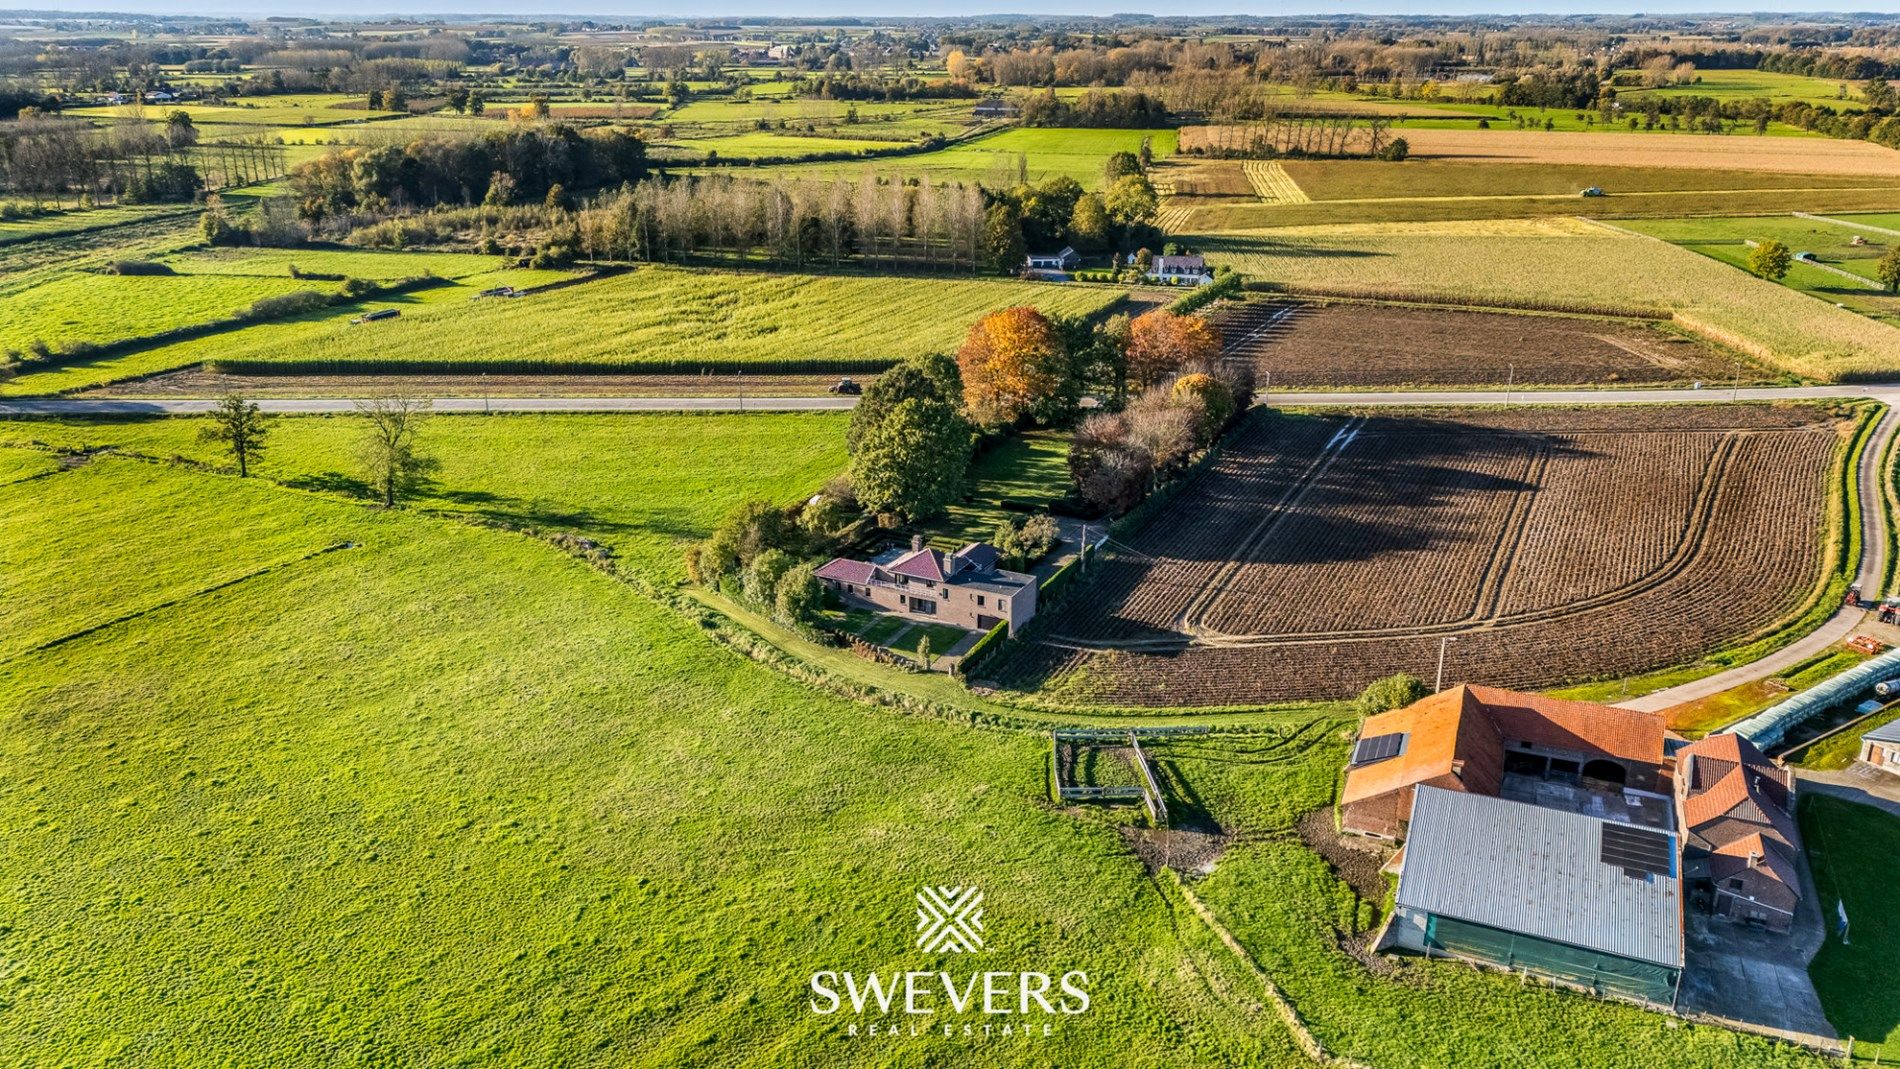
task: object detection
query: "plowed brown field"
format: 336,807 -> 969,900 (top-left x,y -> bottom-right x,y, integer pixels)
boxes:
992,404 -> 1850,706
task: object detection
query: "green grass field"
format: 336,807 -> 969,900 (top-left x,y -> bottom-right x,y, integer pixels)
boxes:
0,413 -> 1836,1065
1393,98 -> 1823,137
1194,225 -> 1900,381
1802,794 -> 1900,1061
1619,216 -> 1900,327
1614,68 -> 1867,109
1280,161 -> 1892,202
739,128 -> 1178,187
162,247 -> 509,280
185,266 -> 1128,375
0,272 -> 336,356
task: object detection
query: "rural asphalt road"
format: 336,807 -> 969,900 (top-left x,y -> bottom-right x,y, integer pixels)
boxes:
10,381 -> 1900,416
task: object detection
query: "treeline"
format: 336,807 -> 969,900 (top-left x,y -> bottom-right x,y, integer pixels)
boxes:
572,157 -> 1162,273
1016,89 -> 1169,128
0,114 -> 226,203
290,124 -> 646,221
793,74 -> 977,102
575,176 -> 992,271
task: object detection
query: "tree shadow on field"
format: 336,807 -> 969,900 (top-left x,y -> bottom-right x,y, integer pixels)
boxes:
283,470 -> 372,498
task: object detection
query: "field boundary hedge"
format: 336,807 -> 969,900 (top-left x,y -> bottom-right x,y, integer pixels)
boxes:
1169,271 -> 1243,316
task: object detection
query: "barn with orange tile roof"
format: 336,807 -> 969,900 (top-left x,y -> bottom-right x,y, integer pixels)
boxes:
1340,685 -> 1668,840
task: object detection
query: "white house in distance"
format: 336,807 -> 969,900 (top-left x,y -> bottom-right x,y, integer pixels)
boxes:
1025,246 -> 1080,276
1144,253 -> 1214,285
814,537 -> 1039,635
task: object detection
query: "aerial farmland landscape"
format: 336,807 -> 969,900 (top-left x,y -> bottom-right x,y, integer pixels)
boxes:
6,5 -> 1900,1067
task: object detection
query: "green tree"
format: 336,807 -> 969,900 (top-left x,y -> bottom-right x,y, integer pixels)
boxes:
742,548 -> 793,605
355,395 -> 437,507
198,393 -> 269,478
845,354 -> 964,452
916,633 -> 935,670
773,561 -> 824,624
1356,673 -> 1428,715
1103,150 -> 1142,183
1877,245 -> 1900,293
1067,193 -> 1111,252
1102,174 -> 1158,227
848,396 -> 973,522
982,201 -> 1027,275
1748,238 -> 1793,281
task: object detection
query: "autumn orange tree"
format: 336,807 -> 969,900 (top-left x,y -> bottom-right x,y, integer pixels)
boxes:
1124,309 -> 1222,391
956,306 -> 1074,431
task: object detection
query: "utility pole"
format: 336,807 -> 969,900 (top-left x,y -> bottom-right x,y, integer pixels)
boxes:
1506,363 -> 1514,406
1080,522 -> 1089,571
1435,635 -> 1459,692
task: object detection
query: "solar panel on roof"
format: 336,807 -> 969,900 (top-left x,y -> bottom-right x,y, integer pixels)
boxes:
1350,733 -> 1407,766
1600,823 -> 1675,879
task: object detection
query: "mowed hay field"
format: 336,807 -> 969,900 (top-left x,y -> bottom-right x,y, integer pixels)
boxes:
994,404 -> 1851,706
198,267 -> 1129,375
738,127 -> 1178,186
1194,224 -> 1900,381
1164,156 -> 1900,230
0,417 -> 1829,1068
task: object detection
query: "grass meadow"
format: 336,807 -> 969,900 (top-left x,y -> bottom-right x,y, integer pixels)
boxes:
737,128 -> 1178,187
1620,215 -> 1900,327
0,411 -> 1839,1066
1802,794 -> 1900,1060
1194,224 -> 1900,381
0,452 -> 1297,1066
184,266 -> 1129,376
0,272 -> 337,356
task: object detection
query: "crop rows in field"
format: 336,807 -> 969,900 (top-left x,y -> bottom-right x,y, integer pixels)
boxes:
1212,300 -> 1741,388
1241,161 -> 1310,204
995,405 -> 1842,705
199,266 -> 1128,375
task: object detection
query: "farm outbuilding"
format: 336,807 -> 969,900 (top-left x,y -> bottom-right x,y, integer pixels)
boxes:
1859,719 -> 1900,775
1386,786 -> 1684,1006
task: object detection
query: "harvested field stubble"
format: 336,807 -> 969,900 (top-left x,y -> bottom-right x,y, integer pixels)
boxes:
1213,300 -> 1744,388
1391,127 -> 1900,175
1197,228 -> 1900,381
996,405 -> 1847,706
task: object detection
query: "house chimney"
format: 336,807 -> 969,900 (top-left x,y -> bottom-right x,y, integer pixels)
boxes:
1450,759 -> 1465,779
1747,851 -> 1761,869
911,534 -> 923,553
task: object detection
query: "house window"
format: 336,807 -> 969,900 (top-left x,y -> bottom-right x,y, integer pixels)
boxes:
976,595 -> 985,607
1726,878 -> 1745,890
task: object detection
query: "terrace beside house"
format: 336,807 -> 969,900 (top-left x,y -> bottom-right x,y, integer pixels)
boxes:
814,536 -> 1038,636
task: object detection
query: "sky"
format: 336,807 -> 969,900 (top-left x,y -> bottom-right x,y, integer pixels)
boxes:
9,2 -> 1900,17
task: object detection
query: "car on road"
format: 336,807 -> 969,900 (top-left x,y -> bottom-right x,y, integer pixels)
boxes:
829,378 -> 863,395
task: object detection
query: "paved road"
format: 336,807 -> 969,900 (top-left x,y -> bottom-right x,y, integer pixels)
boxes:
1618,403 -> 1899,713
10,381 -> 1900,416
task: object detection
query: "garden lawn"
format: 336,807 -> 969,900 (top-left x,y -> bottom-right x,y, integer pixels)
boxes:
1802,794 -> 1900,1061
0,454 -> 1299,1066
189,266 -> 1128,375
1195,224 -> 1900,381
0,272 -> 335,356
933,429 -> 1075,549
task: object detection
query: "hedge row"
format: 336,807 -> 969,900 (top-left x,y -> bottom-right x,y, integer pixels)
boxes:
1169,270 -> 1243,316
953,619 -> 1010,678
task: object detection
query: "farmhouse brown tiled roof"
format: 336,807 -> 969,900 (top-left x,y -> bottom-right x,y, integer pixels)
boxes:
888,547 -> 949,582
1341,685 -> 1666,808
814,558 -> 876,584
1463,684 -> 1666,766
1710,832 -> 1798,890
1680,734 -> 1795,835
